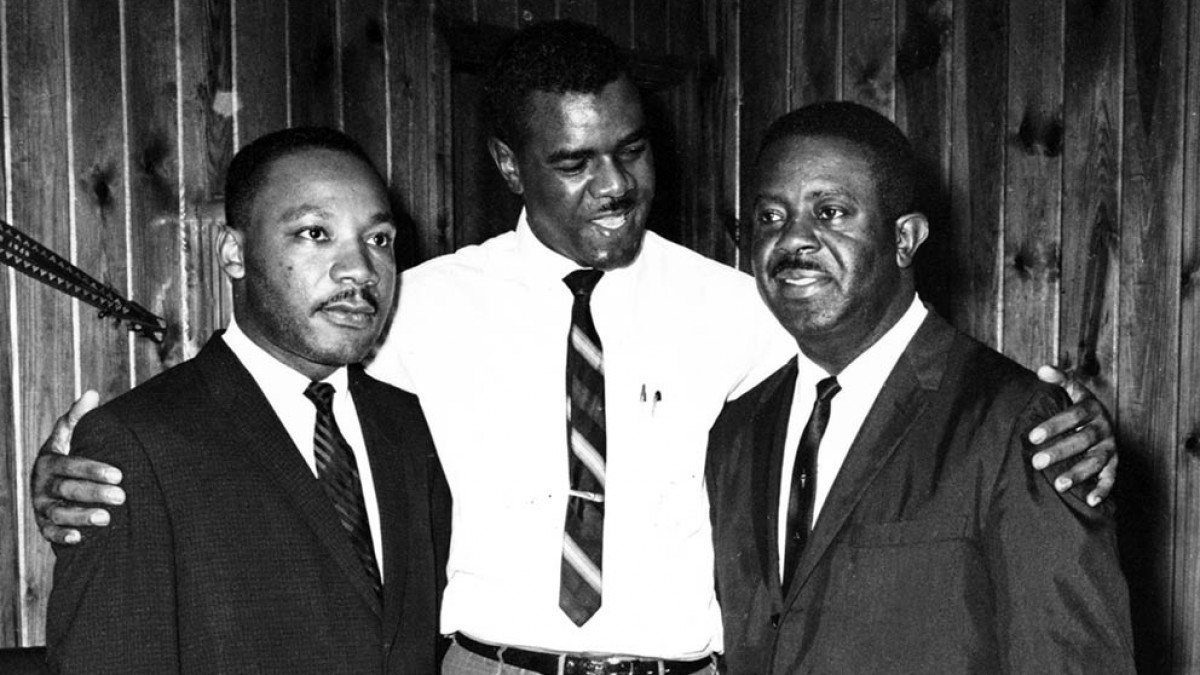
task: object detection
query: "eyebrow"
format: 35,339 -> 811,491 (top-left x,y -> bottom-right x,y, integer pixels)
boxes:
277,204 -> 395,227
546,128 -> 650,164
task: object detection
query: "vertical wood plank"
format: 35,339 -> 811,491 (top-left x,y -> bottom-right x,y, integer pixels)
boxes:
341,0 -> 389,174
559,0 -> 597,25
1060,0 -> 1121,416
709,0 -> 739,266
235,0 -> 289,144
518,0 -> 557,30
289,0 -> 339,127
0,29 -> 15,640
68,0 -> 134,400
1002,0 -> 1062,366
388,0 -> 451,262
738,0 -> 790,268
1119,1 -> 1187,672
842,0 -> 895,116
178,0 -> 234,354
790,0 -> 840,106
477,0 -> 517,27
947,0 -> 1005,346
6,0 -> 73,645
895,0 -> 953,315
632,0 -> 666,54
595,0 -> 632,49
1176,0 -> 1200,669
125,0 -> 186,379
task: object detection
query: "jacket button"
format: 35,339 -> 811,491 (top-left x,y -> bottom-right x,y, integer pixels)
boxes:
770,614 -> 780,629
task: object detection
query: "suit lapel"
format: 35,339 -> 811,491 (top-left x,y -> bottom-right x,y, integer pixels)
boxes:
751,360 -> 798,597
783,313 -> 953,605
351,368 -> 410,645
199,335 -> 384,617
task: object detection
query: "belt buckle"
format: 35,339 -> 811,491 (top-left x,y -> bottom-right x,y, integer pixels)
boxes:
600,656 -> 636,675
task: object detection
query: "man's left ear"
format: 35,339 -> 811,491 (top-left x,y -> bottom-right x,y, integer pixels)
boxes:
894,213 -> 929,269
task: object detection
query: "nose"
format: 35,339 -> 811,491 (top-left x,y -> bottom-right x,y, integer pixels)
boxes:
589,156 -> 633,200
777,213 -> 821,253
331,239 -> 379,286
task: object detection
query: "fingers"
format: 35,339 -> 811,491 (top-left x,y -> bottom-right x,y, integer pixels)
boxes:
1029,398 -> 1106,448
1087,454 -> 1118,506
36,452 -> 123,486
40,523 -> 83,546
1036,365 -> 1092,404
41,390 -> 100,457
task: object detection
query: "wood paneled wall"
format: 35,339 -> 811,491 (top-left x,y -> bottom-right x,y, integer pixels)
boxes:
1,1 -> 1196,672
742,1 -> 1199,672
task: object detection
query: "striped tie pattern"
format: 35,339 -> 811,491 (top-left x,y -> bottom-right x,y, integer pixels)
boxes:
783,376 -> 840,594
560,269 -> 606,626
304,381 -> 382,597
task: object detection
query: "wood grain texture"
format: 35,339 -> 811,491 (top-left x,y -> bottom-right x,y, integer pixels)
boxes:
633,0 -> 667,54
1003,0 -> 1063,368
596,0 -> 632,48
518,0 -> 557,30
289,0 -> 339,127
947,0 -> 1005,347
68,0 -> 134,401
1061,0 -> 1121,417
790,0 -> 839,106
559,0 -> 598,25
125,0 -> 187,378
1119,1 -> 1187,672
0,3 -> 16,646
842,0 -> 895,116
179,0 -> 234,355
341,0 -> 390,177
737,0 -> 790,268
7,0 -> 73,646
235,0 -> 289,143
1176,1 -> 1200,669
895,0 -> 953,316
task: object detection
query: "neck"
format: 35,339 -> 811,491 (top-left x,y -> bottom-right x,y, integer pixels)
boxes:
795,289 -> 915,375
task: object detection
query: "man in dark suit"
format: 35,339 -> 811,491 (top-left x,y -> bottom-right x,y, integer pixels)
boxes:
707,102 -> 1135,674
45,128 -> 446,674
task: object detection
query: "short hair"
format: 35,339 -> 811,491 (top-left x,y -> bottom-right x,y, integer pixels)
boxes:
483,20 -> 631,149
757,101 -> 917,221
224,127 -> 381,230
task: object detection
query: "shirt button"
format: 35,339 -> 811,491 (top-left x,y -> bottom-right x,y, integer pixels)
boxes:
770,613 -> 781,629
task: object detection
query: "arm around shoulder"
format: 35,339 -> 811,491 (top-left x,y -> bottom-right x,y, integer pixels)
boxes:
985,387 -> 1135,674
46,409 -> 181,674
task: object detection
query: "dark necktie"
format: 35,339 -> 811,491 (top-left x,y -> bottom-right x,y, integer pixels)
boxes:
560,269 -> 606,626
304,381 -> 382,597
783,375 -> 840,593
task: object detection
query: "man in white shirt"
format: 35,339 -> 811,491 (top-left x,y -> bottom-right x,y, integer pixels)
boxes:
708,102 -> 1134,674
34,20 -> 1117,675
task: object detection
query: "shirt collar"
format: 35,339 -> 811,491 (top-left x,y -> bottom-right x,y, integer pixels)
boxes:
513,207 -> 648,291
223,316 -> 350,401
796,294 -> 928,392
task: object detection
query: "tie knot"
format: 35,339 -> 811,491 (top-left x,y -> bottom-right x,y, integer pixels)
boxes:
816,376 -> 841,402
564,269 -> 604,298
304,381 -> 336,411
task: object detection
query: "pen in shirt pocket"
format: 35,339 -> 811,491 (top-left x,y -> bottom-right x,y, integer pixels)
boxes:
639,384 -> 663,415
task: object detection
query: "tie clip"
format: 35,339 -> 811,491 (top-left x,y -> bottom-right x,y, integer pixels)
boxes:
569,489 -> 605,503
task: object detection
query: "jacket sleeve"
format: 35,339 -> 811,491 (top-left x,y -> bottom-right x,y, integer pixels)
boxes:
46,409 -> 180,674
984,387 -> 1136,675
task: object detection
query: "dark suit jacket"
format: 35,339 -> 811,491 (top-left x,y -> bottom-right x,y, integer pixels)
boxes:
707,312 -> 1134,674
47,334 -> 449,674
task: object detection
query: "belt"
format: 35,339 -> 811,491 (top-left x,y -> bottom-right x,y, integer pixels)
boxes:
455,633 -> 713,675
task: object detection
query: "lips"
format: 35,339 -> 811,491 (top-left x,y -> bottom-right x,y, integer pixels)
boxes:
770,259 -> 831,295
317,295 -> 378,329
592,212 -> 629,231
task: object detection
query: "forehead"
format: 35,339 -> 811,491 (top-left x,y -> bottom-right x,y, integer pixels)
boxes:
756,135 -> 879,199
253,149 -> 388,215
521,77 -> 645,152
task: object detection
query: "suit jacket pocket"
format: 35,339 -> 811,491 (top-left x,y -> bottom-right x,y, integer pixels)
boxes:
846,516 -> 973,547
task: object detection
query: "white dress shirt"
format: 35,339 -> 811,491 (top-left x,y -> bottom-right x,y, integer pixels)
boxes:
776,296 -> 927,578
369,210 -> 794,658
222,318 -> 384,574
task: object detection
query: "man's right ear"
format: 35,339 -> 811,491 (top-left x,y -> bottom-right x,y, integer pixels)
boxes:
218,225 -> 246,280
487,137 -> 524,196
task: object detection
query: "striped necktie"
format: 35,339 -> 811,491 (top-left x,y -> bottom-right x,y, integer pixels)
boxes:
560,269 -> 606,626
304,381 -> 382,597
783,375 -> 840,593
